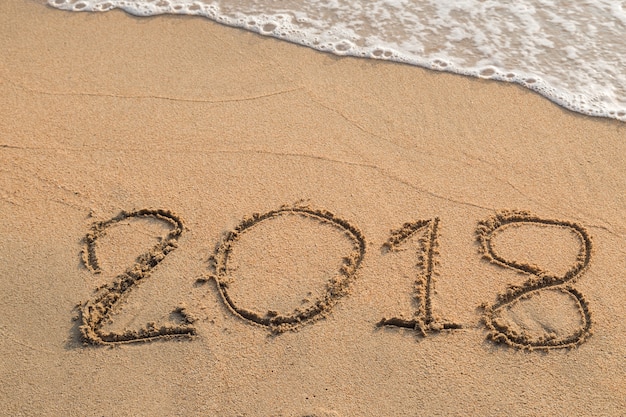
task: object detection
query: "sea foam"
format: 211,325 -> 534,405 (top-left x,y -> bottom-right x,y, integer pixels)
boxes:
48,0 -> 626,121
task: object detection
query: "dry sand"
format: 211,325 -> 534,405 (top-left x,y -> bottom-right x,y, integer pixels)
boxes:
1,1 -> 625,415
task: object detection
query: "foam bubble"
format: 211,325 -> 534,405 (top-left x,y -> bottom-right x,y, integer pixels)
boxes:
47,0 -> 626,121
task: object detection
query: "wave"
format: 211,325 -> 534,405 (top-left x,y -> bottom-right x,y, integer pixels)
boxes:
48,0 -> 626,121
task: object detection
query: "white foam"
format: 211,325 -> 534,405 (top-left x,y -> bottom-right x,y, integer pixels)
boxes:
48,0 -> 626,121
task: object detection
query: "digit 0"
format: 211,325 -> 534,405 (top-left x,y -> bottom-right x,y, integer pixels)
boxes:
477,210 -> 593,350
209,205 -> 366,333
79,209 -> 196,345
378,218 -> 461,336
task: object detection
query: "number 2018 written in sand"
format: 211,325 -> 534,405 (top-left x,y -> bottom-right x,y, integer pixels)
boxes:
77,206 -> 593,351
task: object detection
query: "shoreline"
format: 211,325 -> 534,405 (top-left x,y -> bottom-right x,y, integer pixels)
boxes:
46,0 -> 626,122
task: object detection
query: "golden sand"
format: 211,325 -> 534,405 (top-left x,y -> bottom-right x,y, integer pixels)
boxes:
1,1 -> 625,415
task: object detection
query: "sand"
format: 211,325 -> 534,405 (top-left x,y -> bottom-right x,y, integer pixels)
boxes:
1,1 -> 625,415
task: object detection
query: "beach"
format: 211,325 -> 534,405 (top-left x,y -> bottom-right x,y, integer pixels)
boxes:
1,1 -> 625,415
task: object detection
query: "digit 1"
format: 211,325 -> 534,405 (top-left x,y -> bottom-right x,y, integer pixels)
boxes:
377,218 -> 462,336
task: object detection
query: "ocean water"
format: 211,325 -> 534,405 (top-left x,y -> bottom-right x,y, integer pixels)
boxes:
48,0 -> 626,121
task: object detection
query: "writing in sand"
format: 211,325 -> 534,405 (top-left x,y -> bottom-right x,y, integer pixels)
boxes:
76,205 -> 593,351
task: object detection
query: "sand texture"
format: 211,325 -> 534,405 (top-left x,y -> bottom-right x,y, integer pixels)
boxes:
1,1 -> 625,416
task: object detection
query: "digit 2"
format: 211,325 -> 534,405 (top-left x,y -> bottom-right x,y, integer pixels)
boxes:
477,210 -> 593,350
378,218 -> 462,336
78,209 -> 196,345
